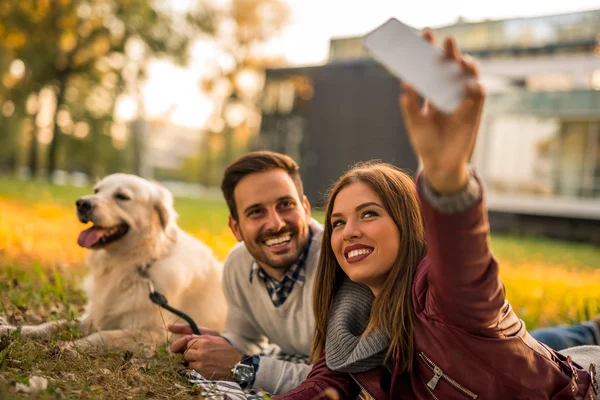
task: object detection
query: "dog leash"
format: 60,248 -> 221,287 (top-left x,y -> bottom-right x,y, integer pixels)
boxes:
136,263 -> 201,335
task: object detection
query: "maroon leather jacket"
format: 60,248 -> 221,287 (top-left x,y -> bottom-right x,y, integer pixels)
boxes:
275,187 -> 597,400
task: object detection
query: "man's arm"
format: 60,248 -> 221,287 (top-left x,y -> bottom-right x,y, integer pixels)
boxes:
272,351 -> 360,400
222,305 -> 314,394
221,250 -> 316,394
220,301 -> 267,355
220,253 -> 268,354
253,357 -> 312,394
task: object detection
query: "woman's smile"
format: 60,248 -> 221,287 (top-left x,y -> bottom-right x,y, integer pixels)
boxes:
344,244 -> 374,263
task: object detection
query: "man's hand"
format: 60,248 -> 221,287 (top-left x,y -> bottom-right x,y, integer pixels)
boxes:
168,324 -> 220,353
183,335 -> 243,380
400,31 -> 485,194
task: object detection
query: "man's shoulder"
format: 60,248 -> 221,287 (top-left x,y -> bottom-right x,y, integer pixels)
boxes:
309,219 -> 324,241
305,219 -> 324,276
222,241 -> 254,282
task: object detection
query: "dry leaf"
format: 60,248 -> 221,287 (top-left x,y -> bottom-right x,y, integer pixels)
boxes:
15,375 -> 48,394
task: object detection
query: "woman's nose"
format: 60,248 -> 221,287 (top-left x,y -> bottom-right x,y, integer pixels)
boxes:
342,220 -> 362,241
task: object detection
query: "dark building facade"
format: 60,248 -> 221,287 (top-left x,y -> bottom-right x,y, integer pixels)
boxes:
256,10 -> 600,244
257,60 -> 418,206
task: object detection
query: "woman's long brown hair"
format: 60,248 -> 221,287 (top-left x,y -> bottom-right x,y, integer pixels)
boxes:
311,161 -> 427,373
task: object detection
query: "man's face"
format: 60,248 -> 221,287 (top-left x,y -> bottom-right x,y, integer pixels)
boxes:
228,169 -> 311,275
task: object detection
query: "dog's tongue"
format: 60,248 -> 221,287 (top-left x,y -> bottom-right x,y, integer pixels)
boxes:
77,227 -> 106,248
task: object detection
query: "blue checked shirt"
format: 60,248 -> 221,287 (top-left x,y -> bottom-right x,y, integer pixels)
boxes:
249,229 -> 313,307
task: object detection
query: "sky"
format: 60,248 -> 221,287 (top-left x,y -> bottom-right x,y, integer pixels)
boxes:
139,0 -> 600,128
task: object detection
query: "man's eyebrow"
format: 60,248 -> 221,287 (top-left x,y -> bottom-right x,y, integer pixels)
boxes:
330,202 -> 384,219
243,203 -> 262,215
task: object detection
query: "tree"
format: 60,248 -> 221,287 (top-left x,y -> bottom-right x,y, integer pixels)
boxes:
190,0 -> 290,186
0,0 -> 213,180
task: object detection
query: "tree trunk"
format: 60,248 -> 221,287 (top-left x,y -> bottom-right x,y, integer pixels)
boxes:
86,121 -> 101,179
28,117 -> 39,178
6,114 -> 20,173
0,116 -> 16,173
222,127 -> 233,173
200,132 -> 213,187
131,118 -> 144,177
46,69 -> 69,182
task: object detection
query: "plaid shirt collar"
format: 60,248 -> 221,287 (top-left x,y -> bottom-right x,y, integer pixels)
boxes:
249,228 -> 313,307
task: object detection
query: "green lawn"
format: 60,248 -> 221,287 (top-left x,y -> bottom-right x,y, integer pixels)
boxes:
1,175 -> 600,398
1,175 -> 598,268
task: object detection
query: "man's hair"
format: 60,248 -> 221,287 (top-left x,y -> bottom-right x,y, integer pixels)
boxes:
221,151 -> 304,220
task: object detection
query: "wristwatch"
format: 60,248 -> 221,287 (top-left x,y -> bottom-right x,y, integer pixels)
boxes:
231,354 -> 259,388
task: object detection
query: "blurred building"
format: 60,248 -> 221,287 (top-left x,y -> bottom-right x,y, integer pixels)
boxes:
145,120 -> 204,173
258,9 -> 600,243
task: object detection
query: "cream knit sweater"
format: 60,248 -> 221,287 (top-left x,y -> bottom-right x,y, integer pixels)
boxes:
221,219 -> 323,394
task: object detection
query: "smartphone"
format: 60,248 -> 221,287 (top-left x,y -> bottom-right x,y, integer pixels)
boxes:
363,18 -> 471,113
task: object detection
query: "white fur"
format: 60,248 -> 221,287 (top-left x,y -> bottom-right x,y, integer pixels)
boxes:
3,174 -> 227,354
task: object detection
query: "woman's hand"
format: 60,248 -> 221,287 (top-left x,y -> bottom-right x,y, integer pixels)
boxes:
399,31 -> 485,194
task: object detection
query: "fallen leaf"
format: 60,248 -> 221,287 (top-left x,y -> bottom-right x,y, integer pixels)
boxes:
60,372 -> 76,381
15,375 -> 48,394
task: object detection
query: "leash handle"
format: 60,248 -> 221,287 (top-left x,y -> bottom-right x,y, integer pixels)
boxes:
148,290 -> 201,335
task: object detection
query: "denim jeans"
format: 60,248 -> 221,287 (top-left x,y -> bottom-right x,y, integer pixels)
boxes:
531,322 -> 599,351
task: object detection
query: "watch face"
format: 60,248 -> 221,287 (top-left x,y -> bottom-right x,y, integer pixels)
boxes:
233,363 -> 254,386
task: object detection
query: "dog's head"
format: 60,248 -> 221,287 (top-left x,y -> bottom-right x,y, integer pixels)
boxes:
75,174 -> 177,250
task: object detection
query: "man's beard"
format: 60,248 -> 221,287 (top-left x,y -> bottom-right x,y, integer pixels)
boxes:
246,227 -> 309,270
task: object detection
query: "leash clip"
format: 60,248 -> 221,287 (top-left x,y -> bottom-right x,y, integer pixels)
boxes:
136,262 -> 201,335
144,277 -> 155,295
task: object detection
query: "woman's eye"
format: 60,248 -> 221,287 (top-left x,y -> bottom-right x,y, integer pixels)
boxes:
331,220 -> 345,229
115,193 -> 130,201
362,210 -> 378,218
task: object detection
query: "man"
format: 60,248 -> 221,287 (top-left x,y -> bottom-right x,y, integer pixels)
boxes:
169,150 -> 600,394
169,151 -> 318,394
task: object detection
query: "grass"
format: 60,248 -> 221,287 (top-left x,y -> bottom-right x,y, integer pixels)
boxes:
1,175 -> 600,398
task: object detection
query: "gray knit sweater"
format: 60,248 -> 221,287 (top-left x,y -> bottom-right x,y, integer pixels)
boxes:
325,278 -> 390,373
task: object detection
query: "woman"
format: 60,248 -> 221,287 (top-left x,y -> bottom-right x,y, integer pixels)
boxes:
274,33 -> 599,400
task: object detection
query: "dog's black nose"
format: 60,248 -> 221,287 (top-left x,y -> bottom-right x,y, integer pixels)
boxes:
76,199 -> 92,213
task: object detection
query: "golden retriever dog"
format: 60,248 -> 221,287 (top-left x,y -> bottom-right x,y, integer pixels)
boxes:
1,173 -> 227,354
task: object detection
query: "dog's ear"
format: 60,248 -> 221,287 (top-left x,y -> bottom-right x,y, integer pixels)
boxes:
152,182 -> 178,236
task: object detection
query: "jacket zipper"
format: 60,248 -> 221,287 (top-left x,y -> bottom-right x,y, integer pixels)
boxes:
419,352 -> 478,399
350,374 -> 376,400
421,376 -> 441,400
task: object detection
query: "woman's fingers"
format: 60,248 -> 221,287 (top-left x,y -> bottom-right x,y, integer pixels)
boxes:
464,81 -> 486,110
443,37 -> 461,62
460,54 -> 479,79
400,83 -> 423,128
422,29 -> 435,44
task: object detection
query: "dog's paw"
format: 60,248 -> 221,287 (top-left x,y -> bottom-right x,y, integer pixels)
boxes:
19,320 -> 66,340
49,341 -> 80,359
0,322 -> 18,350
0,323 -> 17,337
0,330 -> 14,351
